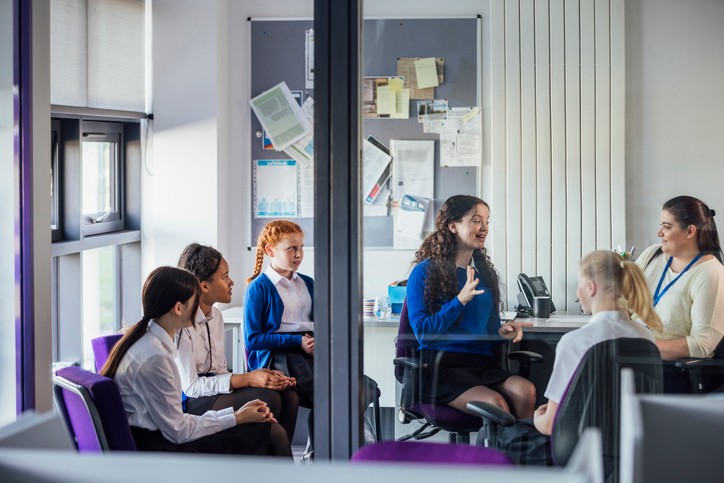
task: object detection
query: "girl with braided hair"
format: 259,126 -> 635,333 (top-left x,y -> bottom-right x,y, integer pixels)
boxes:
534,250 -> 663,435
101,266 -> 290,455
407,195 -> 536,420
244,220 -> 315,452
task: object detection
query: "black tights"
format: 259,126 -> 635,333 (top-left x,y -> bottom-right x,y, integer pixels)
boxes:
208,387 -> 300,441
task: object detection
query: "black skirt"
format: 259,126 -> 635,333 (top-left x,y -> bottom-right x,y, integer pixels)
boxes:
130,423 -> 271,455
420,350 -> 513,404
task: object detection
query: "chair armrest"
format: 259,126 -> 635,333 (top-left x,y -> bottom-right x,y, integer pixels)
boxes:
508,350 -> 543,364
393,356 -> 422,369
673,358 -> 724,369
466,401 -> 515,427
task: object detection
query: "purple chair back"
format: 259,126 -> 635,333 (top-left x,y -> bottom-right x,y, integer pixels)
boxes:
53,365 -> 136,452
91,333 -> 123,372
352,441 -> 512,466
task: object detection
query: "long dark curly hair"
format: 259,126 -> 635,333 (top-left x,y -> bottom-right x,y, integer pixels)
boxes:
413,195 -> 501,314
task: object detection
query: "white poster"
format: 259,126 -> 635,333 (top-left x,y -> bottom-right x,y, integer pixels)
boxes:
254,160 -> 298,218
305,29 -> 315,89
250,82 -> 311,151
390,140 -> 435,200
439,107 -> 482,167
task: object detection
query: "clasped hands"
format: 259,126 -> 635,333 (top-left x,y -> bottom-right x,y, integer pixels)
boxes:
234,399 -> 277,425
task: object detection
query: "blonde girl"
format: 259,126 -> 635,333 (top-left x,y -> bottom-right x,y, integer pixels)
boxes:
534,251 -> 663,435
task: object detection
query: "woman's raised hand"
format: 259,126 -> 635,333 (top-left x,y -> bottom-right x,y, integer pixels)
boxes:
234,399 -> 277,425
456,266 -> 485,305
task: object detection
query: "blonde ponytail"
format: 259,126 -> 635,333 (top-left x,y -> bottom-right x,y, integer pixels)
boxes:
619,260 -> 664,332
580,251 -> 663,332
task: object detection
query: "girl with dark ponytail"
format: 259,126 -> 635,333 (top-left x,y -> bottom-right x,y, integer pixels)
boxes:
407,195 -> 536,420
635,195 -> 724,392
101,266 -> 291,456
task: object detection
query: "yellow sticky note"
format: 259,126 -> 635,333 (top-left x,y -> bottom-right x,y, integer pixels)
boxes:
376,85 -> 397,115
388,77 -> 404,92
390,89 -> 410,119
414,57 -> 439,89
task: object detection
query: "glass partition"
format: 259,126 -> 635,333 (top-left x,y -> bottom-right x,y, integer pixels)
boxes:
0,0 -> 17,425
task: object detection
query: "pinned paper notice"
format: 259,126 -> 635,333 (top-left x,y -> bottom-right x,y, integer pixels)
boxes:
390,89 -> 410,119
376,86 -> 396,115
388,77 -> 404,92
414,57 -> 440,89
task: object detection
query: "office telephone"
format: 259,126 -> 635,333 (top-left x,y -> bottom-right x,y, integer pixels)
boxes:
515,273 -> 556,317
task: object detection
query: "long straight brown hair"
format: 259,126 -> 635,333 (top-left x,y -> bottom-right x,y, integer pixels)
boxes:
101,267 -> 200,378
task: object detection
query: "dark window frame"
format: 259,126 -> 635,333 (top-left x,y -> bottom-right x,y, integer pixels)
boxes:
80,121 -> 125,236
51,119 -> 62,242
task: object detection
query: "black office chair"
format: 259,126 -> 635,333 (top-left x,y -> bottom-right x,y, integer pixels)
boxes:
468,337 -> 662,482
395,299 -> 542,444
672,336 -> 724,393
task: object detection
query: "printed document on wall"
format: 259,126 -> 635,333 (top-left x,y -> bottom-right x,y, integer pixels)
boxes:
250,82 -> 311,151
299,163 -> 314,218
439,107 -> 482,167
254,160 -> 298,218
394,195 -> 431,249
284,97 -> 315,167
362,137 -> 392,205
391,140 -> 434,200
305,29 -> 314,89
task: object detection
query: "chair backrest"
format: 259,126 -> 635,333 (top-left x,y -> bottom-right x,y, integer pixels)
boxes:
395,299 -> 418,383
352,440 -> 512,466
53,365 -> 136,452
91,333 -> 123,372
551,337 -> 662,469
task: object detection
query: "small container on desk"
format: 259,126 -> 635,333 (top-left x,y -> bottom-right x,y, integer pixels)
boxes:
388,285 -> 407,315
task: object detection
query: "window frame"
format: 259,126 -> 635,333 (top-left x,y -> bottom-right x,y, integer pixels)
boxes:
80,120 -> 125,236
51,119 -> 62,242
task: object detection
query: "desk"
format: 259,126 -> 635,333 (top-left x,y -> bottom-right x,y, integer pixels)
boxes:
220,307 -> 245,373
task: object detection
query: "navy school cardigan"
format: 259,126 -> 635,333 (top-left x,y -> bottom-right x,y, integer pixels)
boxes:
243,272 -> 315,370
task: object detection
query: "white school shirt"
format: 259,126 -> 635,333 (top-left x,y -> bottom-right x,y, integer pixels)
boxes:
264,264 -> 314,333
114,321 -> 236,444
175,307 -> 233,398
544,310 -> 655,404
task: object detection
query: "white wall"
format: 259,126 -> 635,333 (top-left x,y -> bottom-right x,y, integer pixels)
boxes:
625,0 -> 724,251
149,0 -> 724,308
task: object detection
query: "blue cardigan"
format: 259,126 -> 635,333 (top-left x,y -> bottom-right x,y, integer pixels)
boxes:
243,272 -> 315,370
407,259 -> 503,356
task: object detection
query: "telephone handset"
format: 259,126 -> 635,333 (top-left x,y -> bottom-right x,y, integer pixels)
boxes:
515,273 -> 556,317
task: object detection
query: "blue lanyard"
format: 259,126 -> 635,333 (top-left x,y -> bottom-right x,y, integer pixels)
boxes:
653,253 -> 704,307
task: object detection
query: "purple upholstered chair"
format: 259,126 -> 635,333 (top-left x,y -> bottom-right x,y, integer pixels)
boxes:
351,440 -> 512,466
395,299 -> 541,444
53,365 -> 136,452
91,333 -> 123,372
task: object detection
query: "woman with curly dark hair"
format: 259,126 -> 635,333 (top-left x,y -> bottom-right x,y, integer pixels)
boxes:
407,195 -> 536,419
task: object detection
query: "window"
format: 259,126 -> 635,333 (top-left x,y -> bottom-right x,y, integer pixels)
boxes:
51,115 -> 142,368
81,121 -> 124,235
81,246 -> 119,363
51,120 -> 62,242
